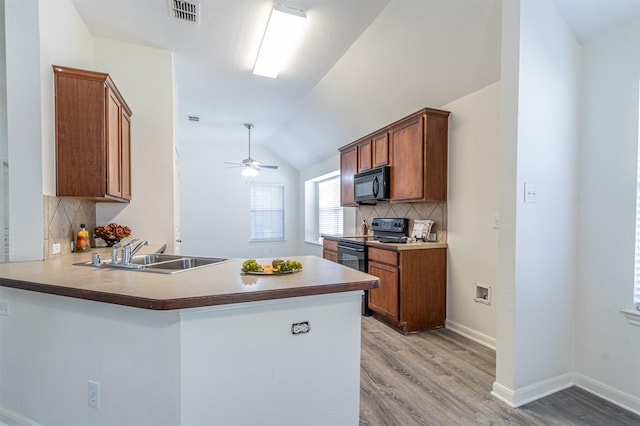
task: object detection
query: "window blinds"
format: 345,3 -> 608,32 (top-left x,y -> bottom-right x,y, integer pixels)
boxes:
318,176 -> 342,236
250,183 -> 284,241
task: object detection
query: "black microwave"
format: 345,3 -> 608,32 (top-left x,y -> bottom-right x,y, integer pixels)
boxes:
353,166 -> 390,203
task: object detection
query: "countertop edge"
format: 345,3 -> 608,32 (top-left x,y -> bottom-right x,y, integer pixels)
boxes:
0,276 -> 380,311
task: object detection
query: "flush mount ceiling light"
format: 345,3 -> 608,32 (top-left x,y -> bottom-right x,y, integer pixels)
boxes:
253,4 -> 307,78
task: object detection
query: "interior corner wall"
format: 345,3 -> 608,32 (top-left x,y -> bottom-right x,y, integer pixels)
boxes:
444,81 -> 500,347
574,18 -> 640,412
495,0 -> 580,406
93,38 -> 176,252
179,141 -> 299,259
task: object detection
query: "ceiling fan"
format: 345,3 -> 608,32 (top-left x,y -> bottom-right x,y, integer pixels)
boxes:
224,123 -> 279,177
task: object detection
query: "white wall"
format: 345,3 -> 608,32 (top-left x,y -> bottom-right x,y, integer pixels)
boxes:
0,287 -> 182,425
574,18 -> 640,412
180,140 -> 299,259
5,0 -> 93,261
495,0 -> 580,406
93,38 -> 176,252
444,82 -> 500,348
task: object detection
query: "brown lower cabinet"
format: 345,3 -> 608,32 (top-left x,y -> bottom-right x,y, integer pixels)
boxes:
367,245 -> 446,334
322,238 -> 338,263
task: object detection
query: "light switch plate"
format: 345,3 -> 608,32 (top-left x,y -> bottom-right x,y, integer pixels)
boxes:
52,243 -> 61,255
524,183 -> 537,203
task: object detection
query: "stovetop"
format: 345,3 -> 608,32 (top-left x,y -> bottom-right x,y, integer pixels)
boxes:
337,218 -> 411,245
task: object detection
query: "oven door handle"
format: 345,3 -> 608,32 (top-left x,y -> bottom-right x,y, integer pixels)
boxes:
338,245 -> 365,252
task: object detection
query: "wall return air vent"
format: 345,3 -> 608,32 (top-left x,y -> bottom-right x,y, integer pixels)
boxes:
169,0 -> 200,24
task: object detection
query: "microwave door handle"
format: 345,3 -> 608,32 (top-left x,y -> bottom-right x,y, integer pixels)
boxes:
372,176 -> 380,197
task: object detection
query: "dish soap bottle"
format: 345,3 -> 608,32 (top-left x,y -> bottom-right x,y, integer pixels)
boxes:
361,219 -> 368,236
75,224 -> 91,252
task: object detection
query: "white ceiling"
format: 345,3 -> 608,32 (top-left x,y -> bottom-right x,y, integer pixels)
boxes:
70,0 -> 640,170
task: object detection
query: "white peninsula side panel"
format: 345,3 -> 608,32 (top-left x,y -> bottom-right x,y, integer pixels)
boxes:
0,287 -> 363,425
179,291 -> 363,425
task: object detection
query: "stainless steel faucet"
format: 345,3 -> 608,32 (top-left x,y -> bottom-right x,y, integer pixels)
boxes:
112,242 -> 122,263
120,239 -> 149,265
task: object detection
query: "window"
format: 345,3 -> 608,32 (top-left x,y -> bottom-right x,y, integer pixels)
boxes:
250,183 -> 284,241
304,170 -> 343,244
318,175 -> 342,236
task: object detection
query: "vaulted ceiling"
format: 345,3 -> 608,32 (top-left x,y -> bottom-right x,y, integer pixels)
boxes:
72,0 -> 640,170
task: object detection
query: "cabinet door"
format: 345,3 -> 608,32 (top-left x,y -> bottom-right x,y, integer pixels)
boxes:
372,132 -> 389,167
358,141 -> 372,171
390,114 -> 425,202
121,112 -> 132,200
323,250 -> 338,263
106,87 -> 122,199
340,146 -> 358,207
368,260 -> 399,320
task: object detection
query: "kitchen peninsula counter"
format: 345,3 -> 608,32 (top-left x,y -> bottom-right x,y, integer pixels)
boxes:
0,248 -> 379,310
0,249 -> 378,425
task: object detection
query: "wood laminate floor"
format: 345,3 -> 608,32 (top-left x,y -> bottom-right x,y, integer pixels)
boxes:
360,317 -> 640,425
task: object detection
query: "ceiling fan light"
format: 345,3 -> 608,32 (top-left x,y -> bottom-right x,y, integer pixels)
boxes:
253,4 -> 307,78
242,166 -> 259,177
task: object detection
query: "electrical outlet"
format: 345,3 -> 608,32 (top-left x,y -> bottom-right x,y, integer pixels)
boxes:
88,380 -> 100,409
291,321 -> 310,335
52,243 -> 61,255
474,284 -> 491,305
0,301 -> 10,316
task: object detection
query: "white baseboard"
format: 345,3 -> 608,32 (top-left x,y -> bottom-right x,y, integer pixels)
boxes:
445,319 -> 496,350
0,408 -> 40,426
574,373 -> 640,416
492,373 -> 573,408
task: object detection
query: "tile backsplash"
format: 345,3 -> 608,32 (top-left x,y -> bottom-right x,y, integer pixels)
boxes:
44,196 -> 96,259
356,201 -> 447,243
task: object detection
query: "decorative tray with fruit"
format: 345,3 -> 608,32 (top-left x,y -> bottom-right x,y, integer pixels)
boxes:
241,259 -> 303,275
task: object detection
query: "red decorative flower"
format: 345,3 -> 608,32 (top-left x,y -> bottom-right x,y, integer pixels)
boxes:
94,223 -> 131,243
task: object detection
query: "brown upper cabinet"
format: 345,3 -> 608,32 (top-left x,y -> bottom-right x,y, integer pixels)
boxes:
53,65 -> 132,202
372,131 -> 389,168
338,107 -> 450,206
357,140 -> 372,172
340,144 -> 358,206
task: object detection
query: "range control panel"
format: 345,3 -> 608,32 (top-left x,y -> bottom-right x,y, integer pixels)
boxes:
370,218 -> 409,234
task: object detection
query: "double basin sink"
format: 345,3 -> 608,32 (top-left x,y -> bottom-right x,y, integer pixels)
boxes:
77,254 -> 230,274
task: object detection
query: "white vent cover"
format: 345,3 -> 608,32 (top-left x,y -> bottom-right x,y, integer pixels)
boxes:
169,0 -> 200,24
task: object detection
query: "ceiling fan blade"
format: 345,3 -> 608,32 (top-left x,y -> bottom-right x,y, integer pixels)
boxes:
222,124 -> 278,172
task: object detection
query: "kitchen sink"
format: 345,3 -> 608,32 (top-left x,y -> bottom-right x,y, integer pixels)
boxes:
129,254 -> 182,265
75,254 -> 230,274
143,257 -> 227,272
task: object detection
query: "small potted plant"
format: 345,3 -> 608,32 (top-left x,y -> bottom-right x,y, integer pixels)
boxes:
94,223 -> 132,247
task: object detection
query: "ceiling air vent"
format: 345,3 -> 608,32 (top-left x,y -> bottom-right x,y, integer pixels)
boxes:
169,0 -> 200,24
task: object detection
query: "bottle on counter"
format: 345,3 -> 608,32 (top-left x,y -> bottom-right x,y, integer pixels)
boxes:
75,224 -> 91,252
361,219 -> 368,236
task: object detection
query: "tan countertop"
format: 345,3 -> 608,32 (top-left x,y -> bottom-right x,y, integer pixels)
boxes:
0,247 -> 379,310
322,234 -> 447,250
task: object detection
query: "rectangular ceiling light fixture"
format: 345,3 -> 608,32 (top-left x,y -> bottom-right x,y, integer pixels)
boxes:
253,4 -> 307,78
